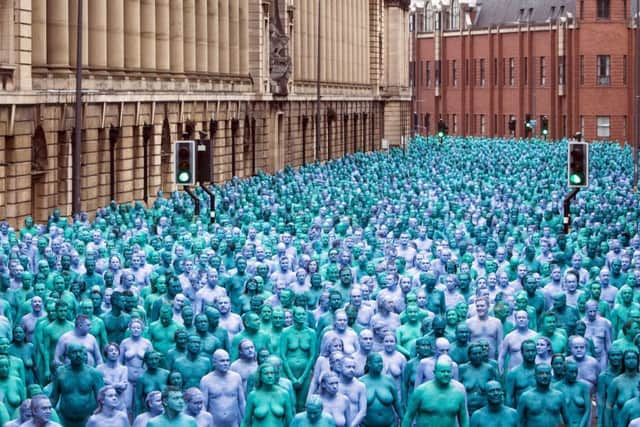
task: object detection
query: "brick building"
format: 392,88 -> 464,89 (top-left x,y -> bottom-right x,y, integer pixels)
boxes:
0,0 -> 412,226
412,0 -> 639,142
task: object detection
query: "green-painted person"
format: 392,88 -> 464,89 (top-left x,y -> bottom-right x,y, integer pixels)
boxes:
290,395 -> 337,427
135,350 -> 170,416
469,381 -> 519,427
402,356 -> 468,427
517,363 -> 569,427
554,360 -> 591,427
147,386 -> 197,427
241,362 -> 294,427
49,343 -> 104,427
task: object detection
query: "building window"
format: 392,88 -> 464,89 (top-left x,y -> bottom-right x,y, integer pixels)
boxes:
426,61 -> 431,87
509,58 -> 515,86
558,56 -> 565,85
480,115 -> 486,135
494,58 -> 498,86
580,55 -> 584,85
425,4 -> 434,32
425,113 -> 431,132
597,116 -> 610,138
494,114 -> 498,135
479,59 -> 486,87
452,114 -> 457,133
540,57 -> 546,86
435,60 -> 441,86
624,116 -> 627,139
623,55 -> 627,84
452,60 -> 457,87
523,57 -> 528,85
597,0 -> 610,18
450,0 -> 460,29
472,59 -> 476,86
563,115 -> 567,137
410,61 -> 415,88
597,55 -> 610,85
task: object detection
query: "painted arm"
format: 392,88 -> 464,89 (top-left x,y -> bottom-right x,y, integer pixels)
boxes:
497,337 -> 509,375
351,384 -> 367,427
391,379 -> 404,420
401,390 -> 419,427
596,375 -> 607,427
240,392 -> 253,427
516,395 -> 526,427
579,384 -> 591,427
505,372 -> 516,408
458,395 -> 470,427
605,381 -> 617,427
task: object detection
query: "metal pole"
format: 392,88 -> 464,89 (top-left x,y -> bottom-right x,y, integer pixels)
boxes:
411,9 -> 416,138
634,0 -> 639,191
72,0 -> 83,215
315,0 -> 321,161
562,188 -> 580,234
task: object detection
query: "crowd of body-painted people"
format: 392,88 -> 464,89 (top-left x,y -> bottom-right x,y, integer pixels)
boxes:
0,136 -> 640,426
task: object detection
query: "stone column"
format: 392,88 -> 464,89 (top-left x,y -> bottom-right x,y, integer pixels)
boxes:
124,0 -> 140,68
170,0 -> 184,73
330,0 -> 336,81
239,0 -> 249,74
155,0 -> 170,71
362,0 -> 369,84
321,0 -> 327,81
183,0 -> 196,72
229,0 -> 239,74
196,0 -> 208,72
33,0 -> 47,66
207,0 -> 219,73
337,1 -> 347,83
309,0 -> 315,80
347,1 -> 354,83
218,0 -> 229,74
107,0 -> 124,68
69,0 -> 88,67
88,0 -> 107,68
47,0 -> 69,67
141,0 -> 156,70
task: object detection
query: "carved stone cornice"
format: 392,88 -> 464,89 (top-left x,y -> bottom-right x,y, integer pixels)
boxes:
385,0 -> 411,10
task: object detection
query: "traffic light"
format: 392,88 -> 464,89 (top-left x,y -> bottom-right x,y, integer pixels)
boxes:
175,140 -> 196,185
437,119 -> 448,138
524,114 -> 533,136
541,116 -> 549,137
508,118 -> 516,134
568,141 -> 589,188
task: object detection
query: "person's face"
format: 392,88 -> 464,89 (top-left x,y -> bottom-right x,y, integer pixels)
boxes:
324,375 -> 340,395
32,398 -> 53,422
475,299 -> 488,317
436,341 -> 450,356
535,364 -> 552,387
536,338 -> 549,356
241,341 -> 256,359
515,312 -> 529,328
68,347 -> 84,365
625,352 -> 639,370
335,313 -> 348,332
434,362 -> 452,385
342,358 -> 356,379
78,318 -> 91,335
217,298 -> 230,314
522,342 -> 537,363
164,391 -> 185,413
486,382 -> 504,405
160,307 -> 172,325
383,335 -> 396,353
306,401 -> 323,423
187,394 -> 204,415
359,331 -> 374,351
586,304 -> 598,321
571,339 -> 587,358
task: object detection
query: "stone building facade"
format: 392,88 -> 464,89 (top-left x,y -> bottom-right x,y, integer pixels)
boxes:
0,0 -> 411,226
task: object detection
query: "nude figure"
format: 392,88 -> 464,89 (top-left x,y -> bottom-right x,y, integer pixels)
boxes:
199,349 -> 245,427
465,298 -> 503,359
498,310 -> 537,373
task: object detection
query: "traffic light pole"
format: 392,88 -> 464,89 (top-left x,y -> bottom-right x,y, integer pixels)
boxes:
562,188 -> 580,234
199,184 -> 216,223
183,186 -> 200,218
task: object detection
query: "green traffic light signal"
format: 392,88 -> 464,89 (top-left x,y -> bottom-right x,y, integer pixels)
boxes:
177,171 -> 191,183
542,129 -> 548,135
438,131 -> 444,138
569,173 -> 583,185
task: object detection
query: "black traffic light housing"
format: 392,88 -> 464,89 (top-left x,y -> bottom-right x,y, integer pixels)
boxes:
508,118 -> 516,134
175,140 -> 196,186
541,115 -> 549,137
437,119 -> 448,139
568,141 -> 589,188
524,114 -> 533,136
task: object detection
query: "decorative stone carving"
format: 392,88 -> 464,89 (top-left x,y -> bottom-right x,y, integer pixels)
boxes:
269,0 -> 291,96
31,125 -> 48,174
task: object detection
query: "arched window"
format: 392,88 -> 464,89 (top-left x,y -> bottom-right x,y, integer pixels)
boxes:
424,2 -> 434,32
450,0 -> 460,30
